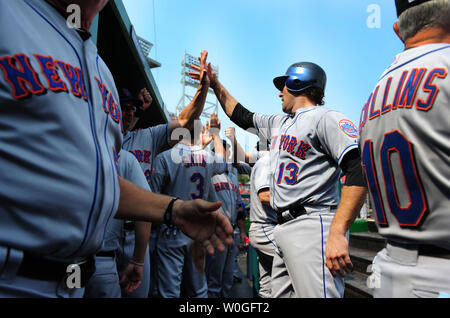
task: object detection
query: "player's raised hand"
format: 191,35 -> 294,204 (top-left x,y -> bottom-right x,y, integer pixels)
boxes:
119,263 -> 143,293
172,199 -> 233,255
200,124 -> 213,149
325,231 -> 353,278
206,62 -> 218,89
225,126 -> 236,141
210,112 -> 221,129
188,50 -> 209,86
138,88 -> 152,111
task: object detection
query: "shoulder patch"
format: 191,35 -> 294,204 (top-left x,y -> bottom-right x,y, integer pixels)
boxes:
339,119 -> 358,138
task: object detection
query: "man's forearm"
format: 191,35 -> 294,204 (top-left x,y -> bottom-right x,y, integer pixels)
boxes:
212,80 -> 239,118
330,185 -> 368,235
116,177 -> 173,223
133,221 -> 151,263
177,80 -> 209,129
212,134 -> 226,159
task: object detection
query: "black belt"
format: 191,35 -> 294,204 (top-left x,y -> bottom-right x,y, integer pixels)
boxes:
124,221 -> 135,231
387,240 -> 450,260
96,250 -> 116,258
277,205 -> 338,225
17,253 -> 95,287
277,206 -> 307,225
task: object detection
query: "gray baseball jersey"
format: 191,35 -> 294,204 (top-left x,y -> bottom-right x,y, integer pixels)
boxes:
150,143 -> 226,298
359,43 -> 450,249
211,165 -> 243,225
151,143 -> 226,202
249,154 -> 278,225
122,123 -> 170,184
253,107 -> 359,212
0,0 -> 122,260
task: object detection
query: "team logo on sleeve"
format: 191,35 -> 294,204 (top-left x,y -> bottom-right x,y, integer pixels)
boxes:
339,119 -> 358,138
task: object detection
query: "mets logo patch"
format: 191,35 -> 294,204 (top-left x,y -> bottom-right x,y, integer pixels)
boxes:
339,119 -> 358,138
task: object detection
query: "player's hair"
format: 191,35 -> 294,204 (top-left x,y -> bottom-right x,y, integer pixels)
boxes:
398,0 -> 450,41
293,87 -> 325,106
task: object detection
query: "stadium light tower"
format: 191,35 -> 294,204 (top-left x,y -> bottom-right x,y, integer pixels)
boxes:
176,52 -> 219,120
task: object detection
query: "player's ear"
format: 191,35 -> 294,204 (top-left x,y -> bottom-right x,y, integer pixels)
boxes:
393,22 -> 404,43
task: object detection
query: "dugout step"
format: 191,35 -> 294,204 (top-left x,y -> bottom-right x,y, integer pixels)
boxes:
349,232 -> 386,252
344,271 -> 373,298
349,246 -> 378,274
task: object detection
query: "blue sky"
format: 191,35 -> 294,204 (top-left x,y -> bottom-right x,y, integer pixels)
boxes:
122,0 -> 403,152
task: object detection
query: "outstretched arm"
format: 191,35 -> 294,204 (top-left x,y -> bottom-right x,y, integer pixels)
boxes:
189,54 -> 257,133
224,126 -> 257,165
205,63 -> 239,118
168,50 -> 210,145
208,113 -> 226,159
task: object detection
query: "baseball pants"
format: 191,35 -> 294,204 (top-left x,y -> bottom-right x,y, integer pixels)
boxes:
249,223 -> 277,298
368,242 -> 450,298
148,226 -> 160,297
272,211 -> 345,298
156,225 -> 208,298
0,246 -> 85,298
84,255 -> 121,298
205,242 -> 235,298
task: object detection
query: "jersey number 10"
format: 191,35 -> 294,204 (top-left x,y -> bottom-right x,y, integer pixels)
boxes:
362,130 -> 427,228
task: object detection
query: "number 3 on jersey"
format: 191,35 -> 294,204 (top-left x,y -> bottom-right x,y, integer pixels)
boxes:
190,172 -> 204,199
362,130 -> 427,228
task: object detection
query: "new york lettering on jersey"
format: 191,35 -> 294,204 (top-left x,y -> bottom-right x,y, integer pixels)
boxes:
253,108 -> 358,212
0,0 -> 123,259
122,124 -> 170,184
0,53 -> 122,126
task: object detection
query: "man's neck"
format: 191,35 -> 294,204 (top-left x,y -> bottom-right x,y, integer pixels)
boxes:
291,103 -> 316,114
404,26 -> 450,49
45,0 -> 106,31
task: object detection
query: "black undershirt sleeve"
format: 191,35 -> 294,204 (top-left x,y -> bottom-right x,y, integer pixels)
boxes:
230,103 -> 255,130
339,148 -> 367,187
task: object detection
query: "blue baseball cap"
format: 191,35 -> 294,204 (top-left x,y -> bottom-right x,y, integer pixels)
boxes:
118,88 -> 143,108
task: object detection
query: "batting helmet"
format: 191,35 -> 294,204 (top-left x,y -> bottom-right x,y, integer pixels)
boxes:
273,62 -> 327,93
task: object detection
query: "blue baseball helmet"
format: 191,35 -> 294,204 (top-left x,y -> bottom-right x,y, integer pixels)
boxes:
273,62 -> 327,93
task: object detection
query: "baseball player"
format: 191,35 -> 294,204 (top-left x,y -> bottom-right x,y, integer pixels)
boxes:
190,54 -> 368,298
205,138 -> 246,298
0,0 -> 232,297
225,129 -> 287,298
120,50 -> 211,297
360,0 -> 450,298
247,153 -> 279,298
150,119 -> 228,298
